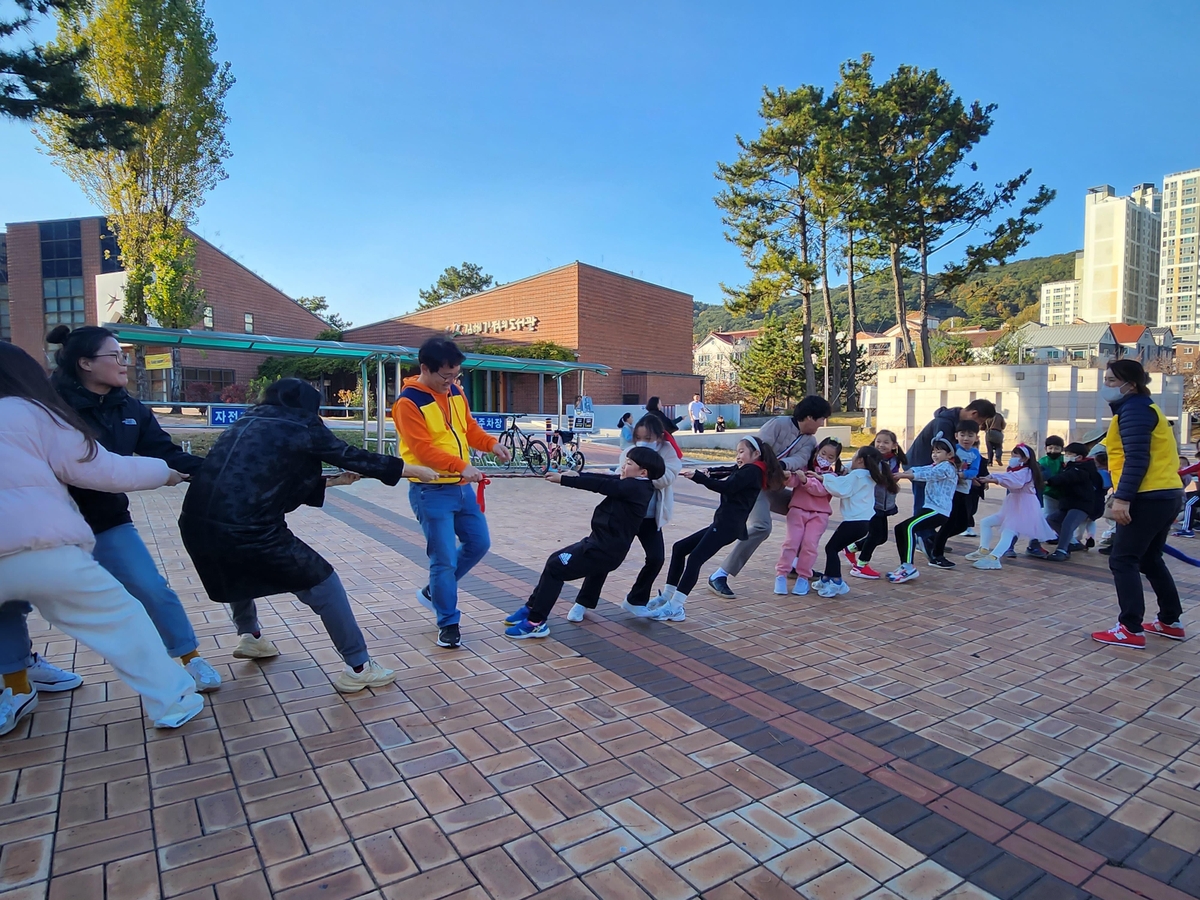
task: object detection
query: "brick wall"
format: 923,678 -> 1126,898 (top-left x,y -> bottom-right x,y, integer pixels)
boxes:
6,223 -> 42,359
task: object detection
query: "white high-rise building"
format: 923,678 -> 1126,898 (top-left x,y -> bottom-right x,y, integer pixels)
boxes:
1040,251 -> 1084,326
1079,183 -> 1162,326
1158,169 -> 1200,334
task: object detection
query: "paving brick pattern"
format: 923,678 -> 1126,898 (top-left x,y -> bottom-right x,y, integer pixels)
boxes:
2,444 -> 1200,900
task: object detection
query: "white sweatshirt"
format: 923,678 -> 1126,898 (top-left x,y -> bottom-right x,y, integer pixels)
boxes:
819,469 -> 878,522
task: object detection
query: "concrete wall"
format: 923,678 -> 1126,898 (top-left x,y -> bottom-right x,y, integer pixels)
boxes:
875,364 -> 1185,450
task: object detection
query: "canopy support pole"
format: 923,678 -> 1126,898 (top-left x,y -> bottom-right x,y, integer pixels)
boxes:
538,373 -> 544,414
376,358 -> 386,452
557,375 -> 563,429
360,359 -> 370,446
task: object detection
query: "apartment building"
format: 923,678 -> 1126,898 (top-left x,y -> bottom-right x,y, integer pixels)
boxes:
1158,168 -> 1200,334
1079,184 -> 1161,326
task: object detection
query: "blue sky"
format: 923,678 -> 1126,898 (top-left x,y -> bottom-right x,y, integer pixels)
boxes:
3,1 -> 1198,327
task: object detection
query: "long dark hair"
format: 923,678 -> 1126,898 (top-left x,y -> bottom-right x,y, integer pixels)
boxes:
1107,359 -> 1152,396
618,412 -> 633,429
874,429 -> 909,467
1011,443 -> 1044,494
632,413 -> 664,442
856,445 -> 898,494
0,343 -> 98,460
46,324 -> 114,387
741,437 -> 786,491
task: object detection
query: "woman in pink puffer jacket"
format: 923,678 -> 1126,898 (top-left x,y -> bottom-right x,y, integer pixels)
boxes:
0,343 -> 201,732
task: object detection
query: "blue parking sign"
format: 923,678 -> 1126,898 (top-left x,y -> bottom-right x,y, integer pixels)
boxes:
475,413 -> 507,433
208,405 -> 247,427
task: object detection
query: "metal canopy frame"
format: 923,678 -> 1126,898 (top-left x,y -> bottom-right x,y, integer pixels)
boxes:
108,324 -> 608,452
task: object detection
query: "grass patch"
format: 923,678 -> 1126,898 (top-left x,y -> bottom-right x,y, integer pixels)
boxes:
165,426 -> 368,456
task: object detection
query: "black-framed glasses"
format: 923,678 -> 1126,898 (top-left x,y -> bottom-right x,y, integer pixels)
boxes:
92,352 -> 133,366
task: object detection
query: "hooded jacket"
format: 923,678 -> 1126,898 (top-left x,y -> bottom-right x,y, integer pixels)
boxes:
559,473 -> 653,561
0,398 -> 170,558
180,380 -> 406,603
56,380 -> 202,535
907,407 -> 962,468
392,376 -> 498,483
1047,457 -> 1106,519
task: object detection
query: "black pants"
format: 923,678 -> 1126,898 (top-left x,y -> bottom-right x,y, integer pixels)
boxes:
668,523 -> 740,596
527,540 -> 622,623
1110,493 -> 1183,632
967,487 -> 984,525
932,493 -> 971,557
894,511 -> 949,565
987,440 -> 1003,465
856,511 -> 892,563
692,420 -> 704,433
824,521 -> 872,581
581,517 -> 663,608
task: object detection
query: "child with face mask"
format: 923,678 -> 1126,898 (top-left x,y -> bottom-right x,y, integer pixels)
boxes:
773,442 -> 840,597
889,438 -> 960,584
967,444 -> 1056,569
845,430 -> 907,580
1027,443 -> 1106,560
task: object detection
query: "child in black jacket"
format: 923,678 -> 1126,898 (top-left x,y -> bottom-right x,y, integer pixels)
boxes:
1028,442 -> 1105,561
505,447 -> 666,639
649,437 -> 785,622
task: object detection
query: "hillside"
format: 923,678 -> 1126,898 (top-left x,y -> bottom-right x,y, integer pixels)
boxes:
694,251 -> 1078,340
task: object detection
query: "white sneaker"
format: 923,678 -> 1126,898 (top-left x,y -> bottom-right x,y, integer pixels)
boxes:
650,600 -> 686,622
964,548 -> 990,562
817,579 -> 850,598
972,555 -> 1002,570
184,657 -> 222,693
153,691 -> 203,729
0,688 -> 38,736
963,527 -> 977,537
333,659 -> 396,693
774,576 -> 789,595
233,634 -> 280,659
621,599 -> 656,618
566,603 -> 586,623
646,591 -> 671,612
27,653 -> 83,692
792,577 -> 810,596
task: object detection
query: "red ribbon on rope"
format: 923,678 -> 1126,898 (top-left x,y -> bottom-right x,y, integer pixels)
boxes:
476,476 -> 492,512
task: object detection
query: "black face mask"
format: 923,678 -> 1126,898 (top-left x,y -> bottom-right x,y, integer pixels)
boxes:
1046,448 -> 1062,456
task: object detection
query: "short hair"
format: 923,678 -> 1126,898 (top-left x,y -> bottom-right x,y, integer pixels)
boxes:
1045,435 -> 1064,447
632,414 -> 664,441
955,419 -> 980,435
792,396 -> 832,423
1064,442 -> 1090,456
965,399 -> 997,419
626,446 -> 666,481
1093,450 -> 1108,463
418,337 -> 465,371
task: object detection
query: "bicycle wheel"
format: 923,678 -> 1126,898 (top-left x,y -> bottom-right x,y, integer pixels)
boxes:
571,451 -> 585,471
525,439 -> 550,475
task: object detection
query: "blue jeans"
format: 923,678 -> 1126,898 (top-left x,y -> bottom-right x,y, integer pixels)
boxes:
409,483 -> 491,628
230,572 -> 369,668
0,523 -> 199,671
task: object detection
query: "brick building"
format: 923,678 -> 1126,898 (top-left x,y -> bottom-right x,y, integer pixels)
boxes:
2,216 -> 327,397
345,262 -> 701,411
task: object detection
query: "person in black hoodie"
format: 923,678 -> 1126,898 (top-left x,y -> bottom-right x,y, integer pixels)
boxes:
503,446 -> 666,639
0,326 -> 222,697
650,437 -> 785,622
1028,442 -> 1106,561
180,378 -> 437,691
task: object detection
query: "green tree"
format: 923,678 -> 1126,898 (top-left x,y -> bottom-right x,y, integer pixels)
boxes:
930,330 -> 975,366
417,262 -> 496,310
296,295 -> 352,332
39,0 -> 233,398
842,55 -> 1054,366
735,313 -> 807,413
1,0 -> 157,150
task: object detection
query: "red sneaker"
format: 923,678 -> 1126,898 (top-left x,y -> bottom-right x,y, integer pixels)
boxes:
844,547 -> 859,567
1143,620 -> 1186,640
1091,624 -> 1145,648
850,564 -> 881,580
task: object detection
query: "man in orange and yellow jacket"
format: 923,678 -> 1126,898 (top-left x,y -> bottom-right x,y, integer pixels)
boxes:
392,338 -> 511,648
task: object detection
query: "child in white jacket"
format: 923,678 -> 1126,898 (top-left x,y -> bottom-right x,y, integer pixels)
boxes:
0,344 -> 201,733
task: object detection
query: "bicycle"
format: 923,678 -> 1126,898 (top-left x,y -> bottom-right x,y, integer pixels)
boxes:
544,430 -> 585,474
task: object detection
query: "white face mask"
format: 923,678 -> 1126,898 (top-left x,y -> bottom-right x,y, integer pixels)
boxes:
1009,457 -> 1023,468
1099,384 -> 1126,404
1063,454 -> 1078,463
635,441 -> 657,449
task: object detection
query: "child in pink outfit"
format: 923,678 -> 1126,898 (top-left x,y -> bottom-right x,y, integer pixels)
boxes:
774,438 -> 841,597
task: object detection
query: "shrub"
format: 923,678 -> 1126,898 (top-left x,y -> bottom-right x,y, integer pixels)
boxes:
220,383 -> 248,403
184,382 -> 215,402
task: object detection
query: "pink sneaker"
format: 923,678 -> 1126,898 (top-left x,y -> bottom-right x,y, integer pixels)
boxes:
1143,620 -> 1185,641
1091,623 -> 1145,648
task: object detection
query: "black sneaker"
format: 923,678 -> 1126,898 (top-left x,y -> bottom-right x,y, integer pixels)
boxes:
1085,537 -> 1096,549
437,625 -> 461,648
707,575 -> 735,598
1047,549 -> 1070,561
1067,542 -> 1086,552
1027,547 -> 1051,559
928,556 -> 956,569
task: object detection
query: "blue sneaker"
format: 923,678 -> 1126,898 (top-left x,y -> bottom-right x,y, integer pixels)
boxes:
504,605 -> 530,626
506,619 -> 550,640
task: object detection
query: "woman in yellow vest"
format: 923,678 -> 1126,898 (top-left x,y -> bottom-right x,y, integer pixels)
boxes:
1092,360 -> 1185,649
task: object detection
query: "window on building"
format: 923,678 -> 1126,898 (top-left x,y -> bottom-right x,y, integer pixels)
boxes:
1070,349 -> 1086,359
1187,362 -> 1195,370
40,222 -> 87,332
202,305 -> 214,329
0,299 -> 9,343
182,367 -> 236,394
43,277 -> 86,329
244,313 -> 254,334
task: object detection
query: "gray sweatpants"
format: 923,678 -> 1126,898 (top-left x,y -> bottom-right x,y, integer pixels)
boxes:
719,491 -> 776,577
